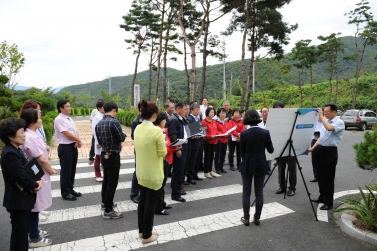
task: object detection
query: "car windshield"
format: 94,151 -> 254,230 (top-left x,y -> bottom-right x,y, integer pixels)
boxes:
343,111 -> 359,116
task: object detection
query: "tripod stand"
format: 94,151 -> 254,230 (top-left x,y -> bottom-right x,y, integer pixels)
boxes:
252,111 -> 318,221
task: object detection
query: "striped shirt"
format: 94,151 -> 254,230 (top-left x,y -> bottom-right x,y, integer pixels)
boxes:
95,114 -> 126,153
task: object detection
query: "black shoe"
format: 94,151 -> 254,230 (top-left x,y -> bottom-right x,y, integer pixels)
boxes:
220,169 -> 227,173
230,167 -> 236,171
130,196 -> 139,204
193,176 -> 203,181
180,191 -> 187,195
171,196 -> 186,202
163,204 -> 172,209
155,210 -> 169,215
276,188 -> 286,194
167,172 -> 172,177
189,181 -> 197,185
287,189 -> 295,196
310,178 -> 318,182
311,198 -> 324,203
320,205 -> 333,210
215,170 -> 221,175
71,191 -> 82,197
62,194 -> 77,201
182,181 -> 191,186
241,217 -> 249,226
254,218 -> 260,226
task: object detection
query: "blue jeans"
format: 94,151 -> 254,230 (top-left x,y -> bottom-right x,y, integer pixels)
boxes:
241,173 -> 265,220
28,212 -> 39,240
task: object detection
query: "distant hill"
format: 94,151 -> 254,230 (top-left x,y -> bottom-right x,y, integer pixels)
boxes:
60,36 -> 377,106
14,85 -> 30,91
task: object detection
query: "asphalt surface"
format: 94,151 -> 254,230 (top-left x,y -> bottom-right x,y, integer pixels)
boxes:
0,129 -> 376,250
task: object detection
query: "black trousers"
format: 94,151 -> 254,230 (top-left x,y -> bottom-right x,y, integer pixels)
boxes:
228,141 -> 241,168
186,139 -> 203,182
277,156 -> 297,190
58,143 -> 78,196
7,209 -> 30,251
138,185 -> 158,239
155,160 -> 170,213
89,135 -> 95,161
318,147 -> 338,207
241,173 -> 265,220
101,152 -> 121,212
215,142 -> 227,171
171,144 -> 187,198
203,143 -> 215,173
311,139 -> 319,179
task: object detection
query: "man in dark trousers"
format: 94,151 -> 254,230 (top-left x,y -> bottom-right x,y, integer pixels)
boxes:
273,101 -> 297,197
168,102 -> 188,202
186,104 -> 204,185
96,102 -> 127,219
308,103 -> 345,210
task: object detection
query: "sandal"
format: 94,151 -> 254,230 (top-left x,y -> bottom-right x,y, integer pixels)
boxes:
241,217 -> 249,226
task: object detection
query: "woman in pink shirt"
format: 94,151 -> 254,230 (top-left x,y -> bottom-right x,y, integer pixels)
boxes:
20,109 -> 57,248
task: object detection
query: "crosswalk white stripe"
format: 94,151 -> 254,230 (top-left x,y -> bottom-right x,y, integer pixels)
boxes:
51,178 -> 172,198
33,202 -> 294,250
51,159 -> 136,170
40,184 -> 242,225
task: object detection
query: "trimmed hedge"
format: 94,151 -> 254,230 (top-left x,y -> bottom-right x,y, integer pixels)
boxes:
43,111 -> 58,145
117,110 -> 138,127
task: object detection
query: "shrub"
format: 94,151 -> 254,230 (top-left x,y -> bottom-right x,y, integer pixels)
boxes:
80,107 -> 86,116
43,111 -> 58,145
73,107 -> 78,115
353,130 -> 377,170
85,107 -> 90,115
335,185 -> 377,231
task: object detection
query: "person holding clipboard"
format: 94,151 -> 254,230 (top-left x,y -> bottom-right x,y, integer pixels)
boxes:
0,118 -> 43,251
20,109 -> 57,248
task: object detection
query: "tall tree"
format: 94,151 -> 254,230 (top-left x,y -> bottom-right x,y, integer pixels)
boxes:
120,0 -> 160,106
0,41 -> 25,89
224,0 -> 297,109
346,0 -> 377,108
289,39 -> 317,107
178,0 -> 208,101
317,33 -> 345,103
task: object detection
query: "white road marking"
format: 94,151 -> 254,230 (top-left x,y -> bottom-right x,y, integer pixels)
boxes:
33,202 -> 294,250
41,184 -> 243,225
51,179 -> 171,198
50,168 -> 134,182
51,159 -> 135,169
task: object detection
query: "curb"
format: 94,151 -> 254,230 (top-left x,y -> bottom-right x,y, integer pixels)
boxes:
49,154 -> 135,166
340,213 -> 377,247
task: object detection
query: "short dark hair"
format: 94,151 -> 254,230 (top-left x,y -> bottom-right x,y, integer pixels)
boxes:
205,107 -> 214,117
104,102 -> 118,113
20,108 -> 39,128
232,108 -> 240,116
21,99 -> 42,113
202,97 -> 208,102
140,100 -> 159,120
273,101 -> 285,108
57,99 -> 69,113
0,118 -> 26,144
96,100 -> 105,110
190,104 -> 200,111
217,108 -> 226,116
175,102 -> 185,110
153,112 -> 168,126
189,101 -> 198,106
324,103 -> 337,111
243,109 -> 262,125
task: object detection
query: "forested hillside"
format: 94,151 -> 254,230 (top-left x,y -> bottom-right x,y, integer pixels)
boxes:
60,36 -> 377,106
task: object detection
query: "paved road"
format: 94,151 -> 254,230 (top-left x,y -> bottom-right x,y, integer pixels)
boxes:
0,130 -> 375,250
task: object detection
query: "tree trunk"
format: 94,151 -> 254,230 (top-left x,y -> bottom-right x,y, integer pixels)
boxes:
183,41 -> 190,103
199,18 -> 210,102
310,65 -> 313,107
162,23 -> 171,104
245,31 -> 256,109
190,44 -> 197,101
154,0 -> 166,102
148,43 -> 155,101
239,0 -> 250,110
328,70 -> 333,103
334,71 -> 339,104
131,45 -> 142,107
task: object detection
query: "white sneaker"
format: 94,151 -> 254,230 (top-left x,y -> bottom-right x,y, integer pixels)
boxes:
29,237 -> 52,247
39,214 -> 48,222
95,177 -> 104,182
39,230 -> 49,238
40,211 -> 50,216
210,172 -> 218,178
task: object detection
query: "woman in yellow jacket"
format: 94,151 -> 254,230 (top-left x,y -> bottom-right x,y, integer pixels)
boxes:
134,100 -> 167,245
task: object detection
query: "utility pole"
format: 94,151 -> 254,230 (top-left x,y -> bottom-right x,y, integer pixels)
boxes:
106,72 -> 112,95
223,36 -> 226,99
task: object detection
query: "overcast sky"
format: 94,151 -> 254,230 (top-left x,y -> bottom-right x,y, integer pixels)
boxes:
1,0 -> 376,90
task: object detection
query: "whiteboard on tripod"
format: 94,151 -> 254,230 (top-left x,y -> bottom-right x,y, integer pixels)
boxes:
264,108 -> 318,160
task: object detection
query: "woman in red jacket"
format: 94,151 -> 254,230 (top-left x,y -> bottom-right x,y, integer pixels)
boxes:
228,108 -> 245,171
153,112 -> 181,215
215,108 -> 230,174
201,107 -> 219,179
